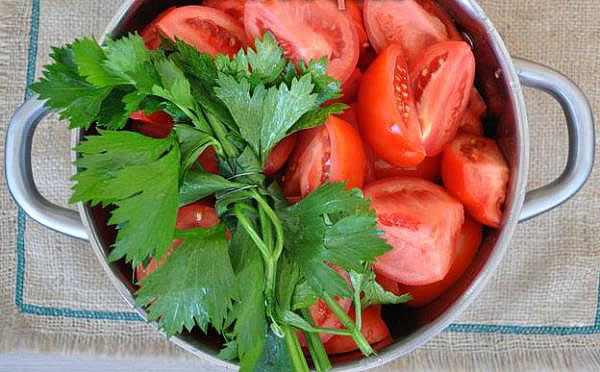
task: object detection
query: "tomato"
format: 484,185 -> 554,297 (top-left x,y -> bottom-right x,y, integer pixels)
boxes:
342,0 -> 370,53
140,7 -> 176,50
358,43 -> 425,168
364,177 -> 464,285
458,110 -> 484,136
337,68 -> 363,104
130,110 -> 174,138
153,6 -> 247,57
375,272 -> 401,295
196,146 -> 219,175
397,216 -> 482,307
415,0 -> 462,42
338,102 -> 376,184
324,305 -> 391,354
283,116 -> 366,198
468,88 -> 487,118
244,0 -> 359,83
363,0 -> 449,62
374,154 -> 441,181
136,203 -> 219,281
203,0 -> 246,23
339,102 -> 359,129
441,134 -> 509,227
410,41 -> 475,156
264,133 -> 298,175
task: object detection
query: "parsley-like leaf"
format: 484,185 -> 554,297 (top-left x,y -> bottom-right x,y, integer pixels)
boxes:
180,168 -> 246,206
136,225 -> 238,336
350,269 -> 412,310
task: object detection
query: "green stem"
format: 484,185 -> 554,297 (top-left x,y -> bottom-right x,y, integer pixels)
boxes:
253,192 -> 284,261
258,206 -> 274,252
300,309 -> 332,372
281,324 -> 310,372
204,110 -> 238,158
322,293 -> 374,356
233,204 -> 269,261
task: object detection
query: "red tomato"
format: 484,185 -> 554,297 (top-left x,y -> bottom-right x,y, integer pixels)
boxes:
458,110 -> 484,136
339,102 -> 359,129
153,6 -> 247,57
343,0 -> 370,53
358,43 -> 425,168
375,272 -> 401,295
337,68 -> 363,104
203,0 -> 246,23
136,203 -> 219,281
264,133 -> 298,175
130,110 -> 174,138
441,134 -> 509,227
410,41 -> 475,156
140,7 -> 176,50
397,216 -> 482,307
363,0 -> 449,62
244,0 -> 359,84
374,155 -> 441,181
364,177 -> 464,286
324,305 -> 391,354
338,103 -> 376,184
415,0 -> 462,42
283,116 -> 366,198
468,88 -> 487,119
196,146 -> 219,175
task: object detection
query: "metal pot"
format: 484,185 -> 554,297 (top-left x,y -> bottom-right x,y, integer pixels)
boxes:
5,0 -> 595,370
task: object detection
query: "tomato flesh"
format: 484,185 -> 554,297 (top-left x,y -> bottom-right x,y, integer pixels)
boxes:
324,305 -> 391,354
244,0 -> 359,83
358,43 -> 425,168
468,88 -> 487,118
264,133 -> 298,175
442,134 -> 509,227
141,7 -> 176,49
203,0 -> 246,23
374,154 -> 441,181
458,110 -> 484,136
154,6 -> 247,57
283,116 -> 366,199
364,177 -> 464,285
410,41 -> 475,156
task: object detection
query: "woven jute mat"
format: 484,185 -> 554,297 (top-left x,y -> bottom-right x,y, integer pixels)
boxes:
1,1 -> 599,370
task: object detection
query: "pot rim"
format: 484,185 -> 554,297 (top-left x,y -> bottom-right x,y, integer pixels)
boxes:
74,0 -> 529,370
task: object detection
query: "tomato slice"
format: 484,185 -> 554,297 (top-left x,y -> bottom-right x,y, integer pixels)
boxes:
154,6 -> 247,57
374,154 -> 441,182
130,110 -> 174,138
358,43 -> 425,168
397,216 -> 482,307
196,146 -> 219,175
458,110 -> 484,136
203,0 -> 246,24
441,134 -> 509,227
375,272 -> 401,295
324,305 -> 391,354
415,0 -> 462,42
283,116 -> 366,199
410,41 -> 475,156
141,7 -> 176,50
264,133 -> 298,175
363,0 -> 448,62
244,0 -> 359,83
335,68 -> 363,104
364,177 -> 464,285
136,203 -> 219,281
468,88 -> 487,119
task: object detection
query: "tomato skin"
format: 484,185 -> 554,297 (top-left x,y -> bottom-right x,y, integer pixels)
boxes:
154,6 -> 247,57
458,110 -> 484,136
358,43 -> 425,168
415,0 -> 462,42
264,133 -> 298,175
283,116 -> 366,199
442,134 -> 509,228
410,41 -> 476,156
203,0 -> 246,23
364,177 -> 464,286
141,7 -> 176,49
130,111 -> 174,138
333,68 -> 363,104
468,88 -> 487,119
374,154 -> 441,182
196,146 -> 219,175
136,203 -> 219,281
397,216 -> 482,307
244,0 -> 359,84
324,305 -> 391,354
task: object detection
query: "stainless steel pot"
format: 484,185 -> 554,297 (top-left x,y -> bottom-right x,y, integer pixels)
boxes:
5,0 -> 595,370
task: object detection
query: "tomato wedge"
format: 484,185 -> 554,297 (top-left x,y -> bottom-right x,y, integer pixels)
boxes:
264,133 -> 298,175
283,116 -> 366,199
140,7 -> 176,50
203,0 -> 246,23
196,146 -> 219,175
442,134 -> 509,227
363,0 -> 449,62
410,41 -> 475,156
458,110 -> 484,136
337,68 -> 363,104
397,216 -> 482,307
130,110 -> 174,138
324,305 -> 391,354
374,154 -> 441,181
468,88 -> 488,119
244,0 -> 359,83
358,43 -> 425,168
364,177 -> 464,285
136,203 -> 219,281
153,6 -> 247,57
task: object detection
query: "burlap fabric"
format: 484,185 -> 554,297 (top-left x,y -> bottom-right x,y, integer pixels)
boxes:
0,1 -> 598,370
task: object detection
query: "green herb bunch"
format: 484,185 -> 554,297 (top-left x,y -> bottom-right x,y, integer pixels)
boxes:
32,32 -> 410,371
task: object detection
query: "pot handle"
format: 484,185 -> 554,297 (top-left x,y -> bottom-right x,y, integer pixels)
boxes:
514,58 -> 595,222
5,96 -> 88,240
